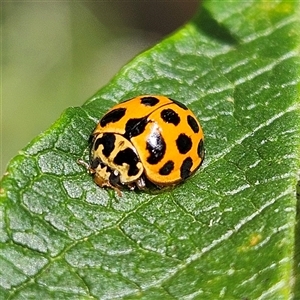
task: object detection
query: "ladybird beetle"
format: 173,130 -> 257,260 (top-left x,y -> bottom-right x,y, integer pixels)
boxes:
82,95 -> 204,195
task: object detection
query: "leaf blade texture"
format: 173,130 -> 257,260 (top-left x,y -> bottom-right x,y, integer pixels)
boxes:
1,1 -> 300,299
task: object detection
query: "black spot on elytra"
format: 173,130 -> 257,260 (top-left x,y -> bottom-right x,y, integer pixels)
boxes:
140,96 -> 160,106
180,157 -> 193,180
159,160 -> 174,176
100,108 -> 126,127
124,117 -> 148,139
94,133 -> 116,157
113,148 -> 141,176
160,108 -> 180,126
197,139 -> 204,159
146,131 -> 166,164
176,133 -> 192,154
169,98 -> 188,110
187,115 -> 199,133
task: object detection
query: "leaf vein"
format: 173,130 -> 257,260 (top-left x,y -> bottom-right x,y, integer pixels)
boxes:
203,102 -> 300,168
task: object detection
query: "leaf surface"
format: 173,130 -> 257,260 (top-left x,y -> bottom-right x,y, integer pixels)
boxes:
1,1 -> 300,299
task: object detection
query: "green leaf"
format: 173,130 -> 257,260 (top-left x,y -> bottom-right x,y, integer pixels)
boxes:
1,1 -> 300,299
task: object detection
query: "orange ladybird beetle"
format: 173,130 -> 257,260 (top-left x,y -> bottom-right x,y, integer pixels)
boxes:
81,95 -> 204,195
